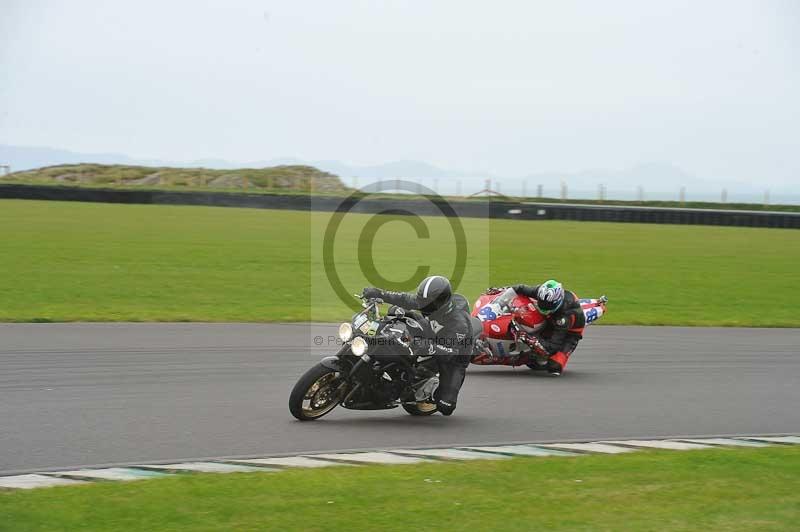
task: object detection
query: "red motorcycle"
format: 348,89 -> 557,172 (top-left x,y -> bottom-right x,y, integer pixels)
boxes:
470,287 -> 607,369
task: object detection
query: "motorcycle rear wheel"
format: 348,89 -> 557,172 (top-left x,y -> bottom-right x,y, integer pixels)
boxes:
289,363 -> 347,421
402,401 -> 439,416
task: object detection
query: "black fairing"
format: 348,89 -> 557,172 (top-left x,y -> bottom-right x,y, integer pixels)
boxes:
333,311 -> 432,410
320,355 -> 349,372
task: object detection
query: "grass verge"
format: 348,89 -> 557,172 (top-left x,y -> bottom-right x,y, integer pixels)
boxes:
1,199 -> 798,325
1,447 -> 798,531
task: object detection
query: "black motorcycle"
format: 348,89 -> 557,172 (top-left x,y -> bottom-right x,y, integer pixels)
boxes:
289,296 -> 442,420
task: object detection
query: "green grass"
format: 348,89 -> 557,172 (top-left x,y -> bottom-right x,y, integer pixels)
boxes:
1,447 -> 798,531
1,199 -> 798,325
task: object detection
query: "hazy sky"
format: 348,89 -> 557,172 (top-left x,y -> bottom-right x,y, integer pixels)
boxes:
1,0 -> 798,185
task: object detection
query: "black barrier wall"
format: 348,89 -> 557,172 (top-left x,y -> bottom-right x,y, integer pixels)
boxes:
2,183 -> 799,229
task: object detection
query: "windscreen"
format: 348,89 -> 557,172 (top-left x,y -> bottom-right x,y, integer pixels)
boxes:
492,287 -> 518,313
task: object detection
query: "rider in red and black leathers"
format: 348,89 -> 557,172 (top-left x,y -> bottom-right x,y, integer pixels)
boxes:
512,282 -> 586,375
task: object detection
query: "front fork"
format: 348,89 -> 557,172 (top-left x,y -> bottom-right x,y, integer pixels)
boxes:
319,346 -> 373,401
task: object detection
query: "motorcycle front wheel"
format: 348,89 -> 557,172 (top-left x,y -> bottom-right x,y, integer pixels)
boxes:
289,363 -> 347,421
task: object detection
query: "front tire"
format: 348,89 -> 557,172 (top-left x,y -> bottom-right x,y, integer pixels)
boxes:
402,402 -> 439,416
289,363 -> 347,421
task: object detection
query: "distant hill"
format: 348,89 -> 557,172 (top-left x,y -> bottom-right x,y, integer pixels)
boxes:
0,145 -> 483,180
0,145 -> 168,172
2,163 -> 348,192
296,159 -> 487,181
2,144 -> 796,203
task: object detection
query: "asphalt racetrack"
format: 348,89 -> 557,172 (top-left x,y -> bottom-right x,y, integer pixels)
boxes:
1,323 -> 798,474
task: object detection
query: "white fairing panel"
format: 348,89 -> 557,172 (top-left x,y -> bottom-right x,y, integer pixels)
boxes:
580,299 -> 605,324
485,338 -> 522,358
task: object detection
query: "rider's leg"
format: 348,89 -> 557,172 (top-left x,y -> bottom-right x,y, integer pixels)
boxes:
547,336 -> 581,376
434,356 -> 468,415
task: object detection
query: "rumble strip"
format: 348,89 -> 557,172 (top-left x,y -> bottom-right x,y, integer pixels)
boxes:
1,435 -> 797,490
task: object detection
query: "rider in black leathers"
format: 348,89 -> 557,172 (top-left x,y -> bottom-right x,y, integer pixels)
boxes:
362,275 -> 475,416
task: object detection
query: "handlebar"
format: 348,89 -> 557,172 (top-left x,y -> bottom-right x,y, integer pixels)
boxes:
353,294 -> 383,308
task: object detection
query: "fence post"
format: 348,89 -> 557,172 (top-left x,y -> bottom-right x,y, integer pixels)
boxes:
679,187 -> 686,205
637,186 -> 644,203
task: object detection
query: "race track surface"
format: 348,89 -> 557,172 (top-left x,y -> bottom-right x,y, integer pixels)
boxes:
1,323 -> 798,474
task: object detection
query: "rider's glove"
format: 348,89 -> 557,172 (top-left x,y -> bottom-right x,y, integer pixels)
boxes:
529,337 -> 550,357
517,331 -> 549,357
361,287 -> 384,300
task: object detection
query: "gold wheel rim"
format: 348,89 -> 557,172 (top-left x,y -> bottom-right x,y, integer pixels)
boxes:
415,401 -> 437,413
301,372 -> 344,418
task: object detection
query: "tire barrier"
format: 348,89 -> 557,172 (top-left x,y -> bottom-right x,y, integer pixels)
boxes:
2,184 -> 798,229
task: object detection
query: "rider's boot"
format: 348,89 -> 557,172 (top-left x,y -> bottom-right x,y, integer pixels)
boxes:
548,351 -> 571,376
434,363 -> 467,416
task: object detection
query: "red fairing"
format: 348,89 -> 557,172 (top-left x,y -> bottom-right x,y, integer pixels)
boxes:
470,288 -> 546,366
514,300 -> 546,329
471,291 -> 545,337
483,313 -> 513,338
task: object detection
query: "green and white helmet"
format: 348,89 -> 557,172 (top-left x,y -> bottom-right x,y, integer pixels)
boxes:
535,280 -> 565,315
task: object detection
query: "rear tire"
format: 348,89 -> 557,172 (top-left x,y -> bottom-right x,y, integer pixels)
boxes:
289,363 -> 347,421
402,402 -> 439,416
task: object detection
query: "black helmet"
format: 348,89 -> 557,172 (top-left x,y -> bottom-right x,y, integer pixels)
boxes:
416,275 -> 452,315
